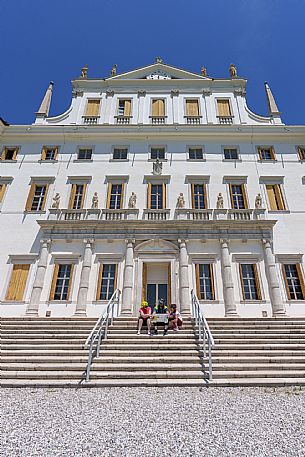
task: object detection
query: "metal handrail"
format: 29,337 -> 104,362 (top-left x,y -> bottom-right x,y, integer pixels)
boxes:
84,289 -> 121,381
191,289 -> 215,381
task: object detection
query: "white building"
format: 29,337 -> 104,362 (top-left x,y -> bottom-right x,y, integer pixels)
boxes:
1,59 -> 305,318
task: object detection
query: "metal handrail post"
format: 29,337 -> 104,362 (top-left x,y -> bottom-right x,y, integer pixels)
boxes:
96,327 -> 103,357
203,327 -> 206,358
208,340 -> 213,381
86,345 -> 93,381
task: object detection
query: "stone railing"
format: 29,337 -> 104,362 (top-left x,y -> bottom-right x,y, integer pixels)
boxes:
143,209 -> 170,221
185,116 -> 201,125
82,116 -> 100,125
217,116 -> 234,125
116,116 -> 131,125
47,208 -> 266,222
151,116 -> 166,125
175,209 -> 212,221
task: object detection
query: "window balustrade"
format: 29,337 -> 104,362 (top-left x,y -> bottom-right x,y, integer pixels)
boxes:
217,116 -> 234,125
185,116 -> 201,125
116,116 -> 131,125
151,116 -> 166,125
82,116 -> 99,125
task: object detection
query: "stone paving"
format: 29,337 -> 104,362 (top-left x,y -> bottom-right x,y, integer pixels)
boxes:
1,387 -> 304,457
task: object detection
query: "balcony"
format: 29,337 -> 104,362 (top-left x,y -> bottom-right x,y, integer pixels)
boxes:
143,209 -> 170,221
175,209 -> 212,221
82,116 -> 100,125
217,116 -> 234,125
185,116 -> 201,125
115,116 -> 131,125
48,209 -> 139,221
151,116 -> 166,125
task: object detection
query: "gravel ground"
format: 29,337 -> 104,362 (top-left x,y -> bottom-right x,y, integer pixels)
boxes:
1,387 -> 304,457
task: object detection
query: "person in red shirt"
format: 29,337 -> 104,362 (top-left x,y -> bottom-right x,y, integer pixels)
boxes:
137,301 -> 152,335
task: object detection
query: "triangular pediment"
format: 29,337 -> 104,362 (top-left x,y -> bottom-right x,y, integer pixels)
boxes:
106,63 -> 211,81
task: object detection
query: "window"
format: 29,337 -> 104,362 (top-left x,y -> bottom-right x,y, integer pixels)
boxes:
185,100 -> 199,117
0,183 -> 7,203
266,184 -> 286,210
50,264 -> 73,301
1,147 -> 18,161
5,264 -> 30,301
85,99 -> 100,116
195,264 -> 215,300
282,264 -> 305,300
107,183 -> 124,209
77,148 -> 92,160
147,183 -> 166,209
239,264 -> 261,300
224,148 -> 239,160
229,184 -> 247,209
68,183 -> 86,209
25,183 -> 48,211
118,99 -> 131,116
96,263 -> 117,300
188,148 -> 204,160
191,184 -> 207,209
217,100 -> 232,117
41,147 -> 58,161
258,147 -> 276,161
150,147 -> 165,160
151,99 -> 165,117
297,146 -> 305,161
113,148 -> 128,160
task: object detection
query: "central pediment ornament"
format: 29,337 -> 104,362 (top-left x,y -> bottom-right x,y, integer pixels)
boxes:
146,70 -> 171,80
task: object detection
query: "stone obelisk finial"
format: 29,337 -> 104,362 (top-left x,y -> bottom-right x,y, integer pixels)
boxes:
264,82 -> 281,116
35,81 -> 54,118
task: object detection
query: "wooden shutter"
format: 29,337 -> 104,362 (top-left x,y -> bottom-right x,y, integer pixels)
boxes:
106,183 -> 112,209
142,262 -> 147,301
266,185 -> 277,210
80,183 -> 87,209
120,183 -> 124,208
41,147 -> 47,161
124,100 -> 131,116
186,100 -> 199,116
229,184 -> 234,209
85,100 -> 100,116
241,184 -> 248,209
253,264 -> 262,300
296,264 -> 305,299
66,264 -> 74,300
152,99 -> 164,116
217,100 -> 231,117
191,184 -> 195,209
41,184 -> 49,210
6,264 -> 30,301
49,264 -> 59,300
68,184 -> 77,209
147,183 -> 152,209
162,183 -> 166,209
0,184 -> 6,203
25,183 -> 36,211
0,149 -> 5,160
195,264 -> 201,299
96,263 -> 104,300
274,184 -> 285,210
209,264 -> 215,300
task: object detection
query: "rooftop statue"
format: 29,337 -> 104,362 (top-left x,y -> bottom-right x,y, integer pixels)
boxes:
201,66 -> 207,77
80,65 -> 88,78
155,56 -> 163,64
229,63 -> 237,78
111,64 -> 117,76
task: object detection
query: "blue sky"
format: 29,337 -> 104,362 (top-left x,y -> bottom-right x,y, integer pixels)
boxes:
1,0 -> 304,125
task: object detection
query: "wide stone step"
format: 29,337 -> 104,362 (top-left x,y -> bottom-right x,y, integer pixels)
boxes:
212,370 -> 305,379
212,338 -> 305,344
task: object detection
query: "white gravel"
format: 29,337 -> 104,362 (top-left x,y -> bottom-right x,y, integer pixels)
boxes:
1,387 -> 304,457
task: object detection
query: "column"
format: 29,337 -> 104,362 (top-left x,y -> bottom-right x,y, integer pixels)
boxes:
179,239 -> 190,314
26,239 -> 50,316
74,239 -> 93,316
262,239 -> 286,315
220,239 -> 238,316
137,91 -> 146,124
121,239 -> 134,315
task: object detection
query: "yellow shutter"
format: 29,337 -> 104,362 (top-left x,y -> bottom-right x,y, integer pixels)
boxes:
239,264 -> 246,300
147,183 -> 152,209
191,184 -> 195,209
142,262 -> 147,301
0,184 -> 6,203
217,100 -> 231,117
274,184 -> 285,210
49,264 -> 60,300
80,183 -> 87,209
68,184 -> 77,209
5,264 -> 30,301
229,184 -> 234,209
124,100 -> 131,116
41,147 -> 47,160
209,264 -> 215,300
120,183 -> 124,208
253,264 -> 262,300
0,148 -> 5,160
25,184 -> 36,211
296,264 -> 305,299
241,184 -> 248,209
162,183 -> 166,209
195,264 -> 201,299
106,183 -> 112,209
152,100 -> 158,117
85,100 -> 100,116
41,184 -> 49,211
96,263 -> 104,300
266,185 -> 277,210
186,100 -> 199,116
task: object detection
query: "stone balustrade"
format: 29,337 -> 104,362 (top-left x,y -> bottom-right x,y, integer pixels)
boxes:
82,116 -> 99,125
217,116 -> 234,125
185,116 -> 201,125
151,116 -> 166,125
143,209 -> 170,221
116,116 -> 131,125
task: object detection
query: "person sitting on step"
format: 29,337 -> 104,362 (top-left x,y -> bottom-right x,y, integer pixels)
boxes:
168,304 -> 183,332
137,301 -> 152,335
152,298 -> 169,336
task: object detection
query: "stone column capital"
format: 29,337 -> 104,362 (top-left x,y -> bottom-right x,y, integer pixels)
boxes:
40,239 -> 51,247
83,239 -> 94,246
220,238 -> 229,246
178,238 -> 188,246
262,238 -> 272,246
125,239 -> 135,246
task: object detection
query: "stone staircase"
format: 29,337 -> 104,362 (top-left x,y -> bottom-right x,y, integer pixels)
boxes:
1,316 -> 305,387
